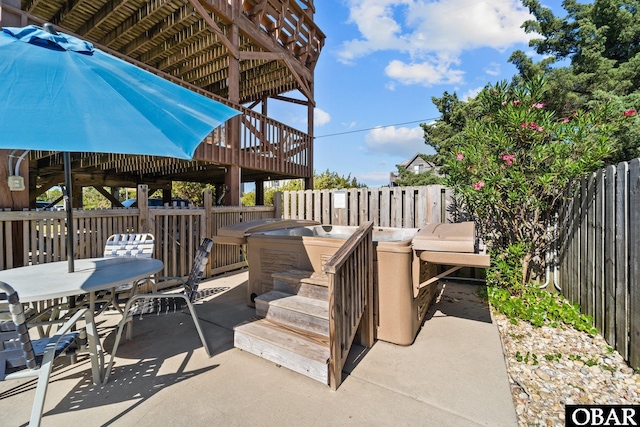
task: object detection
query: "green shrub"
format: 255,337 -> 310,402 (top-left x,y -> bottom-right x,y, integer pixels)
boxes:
445,77 -> 629,286
488,285 -> 597,334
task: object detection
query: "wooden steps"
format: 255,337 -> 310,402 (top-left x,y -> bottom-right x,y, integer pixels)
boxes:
272,269 -> 329,300
255,291 -> 329,335
234,269 -> 331,385
234,319 -> 330,384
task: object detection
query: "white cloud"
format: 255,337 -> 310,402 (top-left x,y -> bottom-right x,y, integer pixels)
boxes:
314,108 -> 331,126
364,125 -> 427,158
339,0 -> 536,86
356,171 -> 394,188
485,62 -> 501,76
385,58 -> 464,86
462,86 -> 484,101
337,0 -> 411,65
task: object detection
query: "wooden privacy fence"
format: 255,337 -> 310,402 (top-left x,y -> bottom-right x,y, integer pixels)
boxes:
557,158 -> 640,369
283,186 -> 453,227
0,187 -> 278,282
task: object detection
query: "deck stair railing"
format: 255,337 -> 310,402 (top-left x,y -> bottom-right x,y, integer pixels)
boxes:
323,221 -> 374,390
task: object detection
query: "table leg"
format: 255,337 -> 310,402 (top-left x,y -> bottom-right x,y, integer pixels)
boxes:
86,292 -> 105,384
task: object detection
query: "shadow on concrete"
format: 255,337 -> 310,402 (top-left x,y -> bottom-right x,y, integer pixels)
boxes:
343,279 -> 491,379
45,357 -> 219,426
423,280 -> 492,324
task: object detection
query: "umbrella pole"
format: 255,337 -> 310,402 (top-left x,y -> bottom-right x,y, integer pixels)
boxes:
63,152 -> 75,273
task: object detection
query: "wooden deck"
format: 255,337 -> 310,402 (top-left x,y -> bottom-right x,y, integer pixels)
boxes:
0,0 -> 324,206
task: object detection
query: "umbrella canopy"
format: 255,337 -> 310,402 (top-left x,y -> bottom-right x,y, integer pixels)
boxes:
0,25 -> 240,158
0,25 -> 241,271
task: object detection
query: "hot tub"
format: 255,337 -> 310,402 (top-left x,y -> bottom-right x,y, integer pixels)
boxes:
246,225 -> 437,345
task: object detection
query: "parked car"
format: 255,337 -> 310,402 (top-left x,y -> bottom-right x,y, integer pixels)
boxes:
121,197 -> 190,208
35,201 -> 63,211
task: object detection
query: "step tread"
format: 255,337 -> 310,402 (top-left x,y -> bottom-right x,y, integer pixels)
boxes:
234,319 -> 329,363
272,269 -> 329,287
255,290 -> 293,304
259,291 -> 329,320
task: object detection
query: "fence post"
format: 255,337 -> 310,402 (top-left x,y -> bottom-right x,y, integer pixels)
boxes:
137,184 -> 149,232
274,192 -> 282,219
204,188 -> 213,238
203,188 -> 213,276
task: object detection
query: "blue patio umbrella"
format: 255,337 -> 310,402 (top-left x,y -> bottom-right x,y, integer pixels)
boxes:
0,24 -> 241,271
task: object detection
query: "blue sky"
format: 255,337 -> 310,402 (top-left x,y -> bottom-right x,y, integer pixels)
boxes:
266,0 -> 567,188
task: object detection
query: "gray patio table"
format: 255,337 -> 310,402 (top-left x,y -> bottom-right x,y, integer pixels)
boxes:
0,257 -> 164,384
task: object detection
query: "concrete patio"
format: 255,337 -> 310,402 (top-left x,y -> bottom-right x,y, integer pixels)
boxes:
0,270 -> 518,426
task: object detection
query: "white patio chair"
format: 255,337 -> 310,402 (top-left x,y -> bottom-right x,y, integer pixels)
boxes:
0,282 -> 93,427
103,238 -> 213,384
91,233 -> 155,314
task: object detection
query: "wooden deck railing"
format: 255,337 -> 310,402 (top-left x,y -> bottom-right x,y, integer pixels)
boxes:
323,221 -> 374,390
238,108 -> 312,177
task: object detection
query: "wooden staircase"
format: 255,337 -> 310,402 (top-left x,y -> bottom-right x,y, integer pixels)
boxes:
234,270 -> 332,384
234,221 -> 375,389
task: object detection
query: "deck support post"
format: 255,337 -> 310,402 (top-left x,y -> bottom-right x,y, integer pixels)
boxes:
255,180 -> 264,205
0,149 -> 28,267
225,10 -> 241,206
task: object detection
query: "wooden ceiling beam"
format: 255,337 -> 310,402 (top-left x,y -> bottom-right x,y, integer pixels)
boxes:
23,0 -> 48,14
271,94 -> 307,106
93,185 -> 122,206
235,13 -> 313,102
97,0 -> 183,51
239,51 -> 281,61
49,0 -> 85,29
188,0 -> 238,59
76,0 -> 132,39
160,34 -> 226,74
34,173 -> 66,192
140,22 -> 213,65
121,4 -> 200,57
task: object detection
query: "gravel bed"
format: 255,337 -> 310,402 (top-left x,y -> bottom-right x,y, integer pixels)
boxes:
493,312 -> 640,426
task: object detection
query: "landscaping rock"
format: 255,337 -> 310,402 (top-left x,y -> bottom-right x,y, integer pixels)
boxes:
493,311 -> 640,426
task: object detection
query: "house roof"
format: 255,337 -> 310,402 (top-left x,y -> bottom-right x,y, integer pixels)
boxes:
399,154 -> 436,169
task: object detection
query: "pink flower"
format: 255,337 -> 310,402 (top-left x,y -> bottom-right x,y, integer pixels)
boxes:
529,122 -> 544,132
473,181 -> 485,190
531,103 -> 546,109
623,109 -> 637,117
502,154 -> 515,166
456,152 -> 464,160
512,100 -> 522,106
521,122 -> 528,128
501,101 -> 508,106
562,118 -> 570,123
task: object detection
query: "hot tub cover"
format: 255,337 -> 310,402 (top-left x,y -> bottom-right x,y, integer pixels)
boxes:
412,222 -> 476,253
214,219 -> 321,245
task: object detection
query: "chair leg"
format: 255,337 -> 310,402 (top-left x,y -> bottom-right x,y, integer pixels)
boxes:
104,295 -> 211,385
183,297 -> 212,356
103,299 -> 136,385
29,346 -> 57,427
